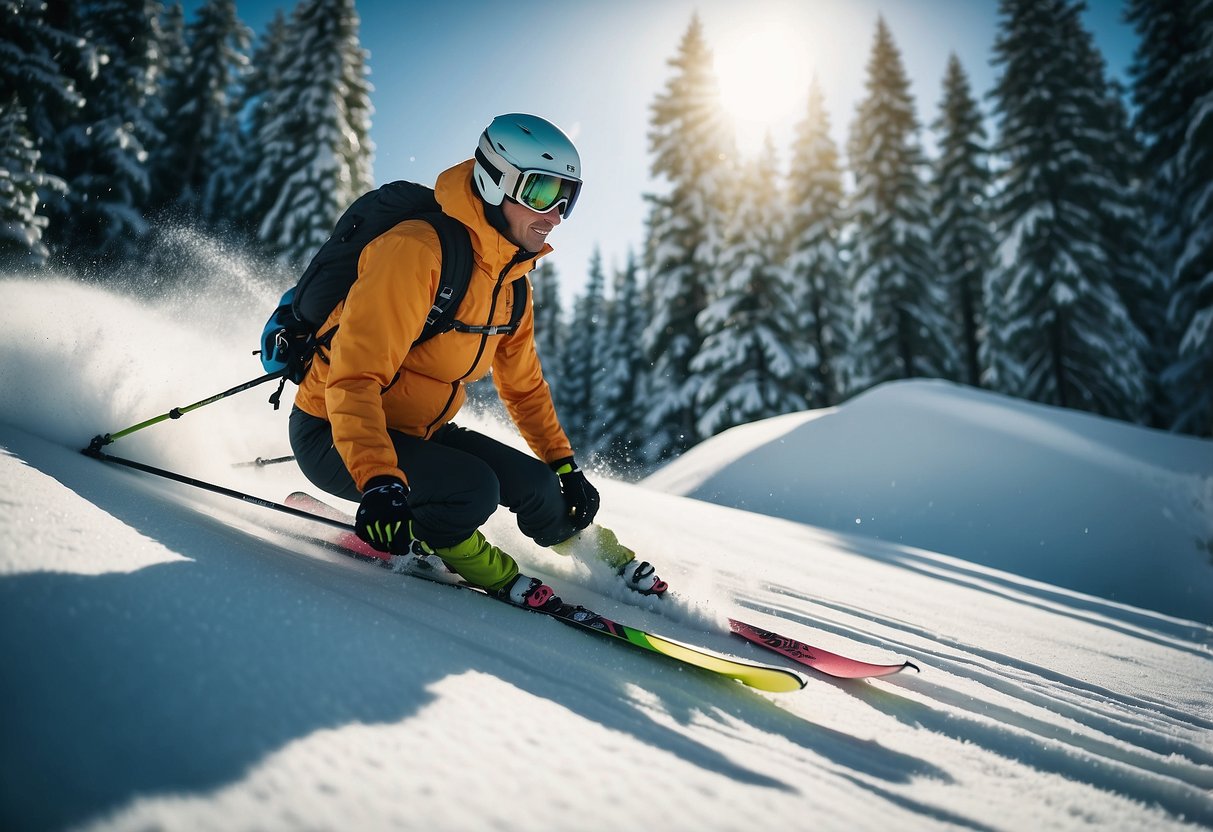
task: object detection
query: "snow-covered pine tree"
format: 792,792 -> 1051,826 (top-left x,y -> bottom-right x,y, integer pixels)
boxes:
985,0 -> 1147,421
559,248 -> 608,452
46,0 -> 165,269
231,9 -> 289,251
2,0 -> 96,269
529,259 -> 565,387
640,14 -> 733,461
692,137 -> 803,439
595,252 -> 647,473
1167,0 -> 1213,436
0,0 -> 79,266
1065,12 -> 1157,422
931,53 -> 994,389
255,0 -> 373,267
150,0 -> 251,224
0,101 -> 65,268
845,17 -> 957,395
1040,13 -> 1160,426
146,3 -> 186,214
786,76 -> 849,407
1083,71 -> 1165,428
1128,0 -> 1213,436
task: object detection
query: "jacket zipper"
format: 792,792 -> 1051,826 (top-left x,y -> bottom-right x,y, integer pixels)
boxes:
422,253 -> 526,438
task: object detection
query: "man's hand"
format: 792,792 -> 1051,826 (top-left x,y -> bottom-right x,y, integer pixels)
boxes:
552,457 -> 600,531
355,476 -> 413,553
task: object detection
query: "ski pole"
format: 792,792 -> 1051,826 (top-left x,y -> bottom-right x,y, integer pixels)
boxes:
232,454 -> 297,469
81,446 -> 350,533
84,371 -> 284,454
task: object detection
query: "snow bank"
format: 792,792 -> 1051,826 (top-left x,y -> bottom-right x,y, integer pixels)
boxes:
644,380 -> 1213,622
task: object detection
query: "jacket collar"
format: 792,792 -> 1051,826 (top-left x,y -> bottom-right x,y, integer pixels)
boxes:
435,159 -> 553,277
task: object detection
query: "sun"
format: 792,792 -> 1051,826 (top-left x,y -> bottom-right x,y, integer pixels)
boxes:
712,18 -> 814,158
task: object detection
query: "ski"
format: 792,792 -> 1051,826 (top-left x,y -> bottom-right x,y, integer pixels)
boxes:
728,619 -> 919,679
284,492 -> 806,693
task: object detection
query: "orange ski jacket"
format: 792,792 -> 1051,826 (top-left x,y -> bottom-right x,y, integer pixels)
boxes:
293,159 -> 573,491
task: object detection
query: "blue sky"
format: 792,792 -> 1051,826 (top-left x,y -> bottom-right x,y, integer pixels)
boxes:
189,0 -> 1140,296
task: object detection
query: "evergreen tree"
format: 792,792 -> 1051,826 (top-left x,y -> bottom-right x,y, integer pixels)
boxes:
0,0 -> 78,266
931,53 -> 994,388
596,252 -> 647,473
985,0 -> 1147,420
146,2 -> 186,212
530,259 -> 565,385
6,0 -> 98,267
692,140 -> 803,438
1167,0 -> 1213,436
1068,14 -> 1157,424
48,0 -> 165,268
845,17 -> 956,395
640,14 -> 733,461
0,101 -> 65,267
151,0 -> 251,223
232,9 -> 289,249
1129,0 -> 1213,435
1085,72 -> 1165,427
255,0 -> 373,266
786,76 -> 849,406
559,248 -> 608,451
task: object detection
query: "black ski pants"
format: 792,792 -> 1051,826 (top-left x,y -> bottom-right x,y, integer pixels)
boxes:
288,406 -> 573,549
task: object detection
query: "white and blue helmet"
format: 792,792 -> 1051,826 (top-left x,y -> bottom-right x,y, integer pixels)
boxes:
473,113 -> 582,218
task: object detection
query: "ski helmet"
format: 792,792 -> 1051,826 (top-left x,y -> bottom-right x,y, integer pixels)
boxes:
473,113 -> 582,218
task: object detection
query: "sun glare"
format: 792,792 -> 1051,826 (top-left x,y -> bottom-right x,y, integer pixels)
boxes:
712,19 -> 814,159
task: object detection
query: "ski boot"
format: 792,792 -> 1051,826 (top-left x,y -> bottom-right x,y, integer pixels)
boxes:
552,526 -> 669,598
494,574 -> 564,613
618,559 -> 668,597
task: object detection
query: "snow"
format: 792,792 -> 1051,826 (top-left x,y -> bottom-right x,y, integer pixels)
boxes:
2,274 -> 1211,831
644,379 -> 1213,624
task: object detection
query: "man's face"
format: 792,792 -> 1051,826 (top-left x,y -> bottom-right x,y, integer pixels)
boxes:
500,198 -> 562,252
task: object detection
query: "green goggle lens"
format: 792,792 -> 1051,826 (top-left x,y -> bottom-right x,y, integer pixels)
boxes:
517,172 -> 579,215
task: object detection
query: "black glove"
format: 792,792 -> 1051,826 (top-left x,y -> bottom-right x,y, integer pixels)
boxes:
355,476 -> 413,553
552,457 -> 599,531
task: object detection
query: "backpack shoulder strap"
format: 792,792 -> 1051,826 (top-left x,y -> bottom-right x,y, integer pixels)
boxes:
448,271 -> 531,338
507,275 -> 529,331
416,211 -> 473,347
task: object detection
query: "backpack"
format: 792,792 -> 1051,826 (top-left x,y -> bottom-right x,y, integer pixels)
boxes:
258,180 -> 529,403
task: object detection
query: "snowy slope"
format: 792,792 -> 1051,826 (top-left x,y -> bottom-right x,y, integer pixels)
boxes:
1,274 -> 1211,832
644,380 -> 1213,623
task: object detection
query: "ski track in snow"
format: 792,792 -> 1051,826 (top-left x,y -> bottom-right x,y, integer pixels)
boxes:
1,275 -> 1211,832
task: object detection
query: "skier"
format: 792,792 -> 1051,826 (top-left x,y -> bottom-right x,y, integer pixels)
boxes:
287,113 -> 666,610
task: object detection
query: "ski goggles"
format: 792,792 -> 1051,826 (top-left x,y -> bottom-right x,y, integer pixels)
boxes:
476,143 -> 582,218
512,170 -> 582,217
